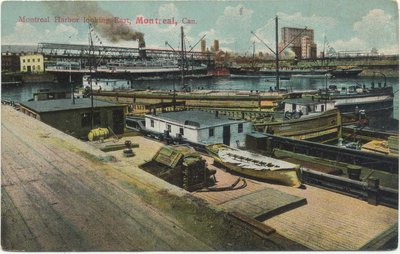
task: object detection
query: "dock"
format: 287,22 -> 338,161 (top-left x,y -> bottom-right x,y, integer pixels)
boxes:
194,153 -> 398,250
1,105 -> 305,251
2,105 -> 397,251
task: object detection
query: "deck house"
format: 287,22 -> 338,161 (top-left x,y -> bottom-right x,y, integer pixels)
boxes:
19,98 -> 127,139
283,97 -> 335,114
145,110 -> 252,147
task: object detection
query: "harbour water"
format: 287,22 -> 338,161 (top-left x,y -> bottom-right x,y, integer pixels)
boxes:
2,75 -> 398,125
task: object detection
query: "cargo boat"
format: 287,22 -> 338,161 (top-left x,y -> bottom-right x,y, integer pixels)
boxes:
94,89 -> 290,110
317,85 -> 393,114
206,144 -> 301,187
252,108 -> 342,143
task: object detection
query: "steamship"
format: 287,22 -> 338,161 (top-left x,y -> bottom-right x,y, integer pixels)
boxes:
46,53 -> 208,81
229,66 -> 362,78
44,39 -> 209,81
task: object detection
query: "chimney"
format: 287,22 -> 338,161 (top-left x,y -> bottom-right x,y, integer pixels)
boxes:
138,39 -> 146,59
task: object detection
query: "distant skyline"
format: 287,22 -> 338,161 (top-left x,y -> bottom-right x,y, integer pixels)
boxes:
1,0 -> 399,55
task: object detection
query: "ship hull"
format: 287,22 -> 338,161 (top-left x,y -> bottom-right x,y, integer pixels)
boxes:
329,68 -> 363,78
253,109 -> 341,143
229,67 -> 363,78
49,66 -> 209,82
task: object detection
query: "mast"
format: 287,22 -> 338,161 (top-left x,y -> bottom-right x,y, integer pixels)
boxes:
181,26 -> 184,88
252,16 -> 305,91
322,35 -> 326,67
88,23 -> 95,129
251,41 -> 255,68
275,16 -> 280,90
175,26 -> 185,111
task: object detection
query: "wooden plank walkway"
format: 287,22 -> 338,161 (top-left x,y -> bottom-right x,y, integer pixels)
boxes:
1,106 -> 309,251
219,188 -> 306,221
1,109 -> 210,251
261,183 -> 398,250
195,158 -> 306,220
195,155 -> 398,251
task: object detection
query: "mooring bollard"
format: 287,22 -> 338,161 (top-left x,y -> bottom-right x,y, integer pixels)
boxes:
347,165 -> 362,181
266,137 -> 273,155
367,177 -> 380,206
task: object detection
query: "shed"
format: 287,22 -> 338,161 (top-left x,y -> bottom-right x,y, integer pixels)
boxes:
19,98 -> 127,139
145,110 -> 252,148
246,132 -> 269,152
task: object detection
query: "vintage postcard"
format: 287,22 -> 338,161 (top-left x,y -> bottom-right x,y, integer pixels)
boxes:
1,0 -> 398,251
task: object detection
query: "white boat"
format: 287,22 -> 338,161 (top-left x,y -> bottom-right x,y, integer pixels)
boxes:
206,144 -> 302,187
82,75 -> 131,91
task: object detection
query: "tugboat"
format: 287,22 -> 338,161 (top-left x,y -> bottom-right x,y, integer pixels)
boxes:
317,83 -> 394,114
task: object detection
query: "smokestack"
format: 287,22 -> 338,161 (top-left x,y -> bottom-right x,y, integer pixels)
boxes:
138,38 -> 147,59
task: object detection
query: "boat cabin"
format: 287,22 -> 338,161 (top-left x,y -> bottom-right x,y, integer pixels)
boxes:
83,75 -> 131,91
283,97 -> 335,114
144,110 -> 252,148
31,89 -> 72,101
19,98 -> 127,139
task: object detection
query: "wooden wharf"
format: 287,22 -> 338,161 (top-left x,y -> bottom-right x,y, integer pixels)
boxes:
2,105 -> 397,251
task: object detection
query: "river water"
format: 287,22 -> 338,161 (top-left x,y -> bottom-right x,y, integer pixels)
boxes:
2,75 -> 398,126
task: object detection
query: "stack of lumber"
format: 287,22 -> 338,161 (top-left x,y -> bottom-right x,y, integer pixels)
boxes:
387,136 -> 399,156
361,140 -> 389,155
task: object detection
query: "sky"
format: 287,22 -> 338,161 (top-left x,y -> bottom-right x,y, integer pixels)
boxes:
1,0 -> 399,55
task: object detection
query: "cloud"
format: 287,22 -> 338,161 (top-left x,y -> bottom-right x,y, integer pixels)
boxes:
330,37 -> 367,51
196,4 -> 254,52
2,22 -> 82,45
353,9 -> 397,49
330,9 -> 398,53
251,12 -> 337,54
276,12 -> 337,28
216,4 -> 253,27
2,22 -> 36,44
158,3 -> 179,18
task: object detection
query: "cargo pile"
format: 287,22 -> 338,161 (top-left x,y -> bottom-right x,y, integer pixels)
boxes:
388,135 -> 399,156
139,145 -> 216,191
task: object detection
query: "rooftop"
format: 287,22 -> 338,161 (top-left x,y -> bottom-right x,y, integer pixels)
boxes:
20,98 -> 124,113
146,110 -> 247,129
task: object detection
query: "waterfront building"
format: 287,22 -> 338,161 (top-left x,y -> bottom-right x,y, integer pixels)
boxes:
19,98 -> 127,139
201,39 -> 206,52
281,27 -> 316,59
20,54 -> 44,73
301,36 -> 317,59
1,52 -> 20,72
144,110 -> 252,147
213,40 -> 219,52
